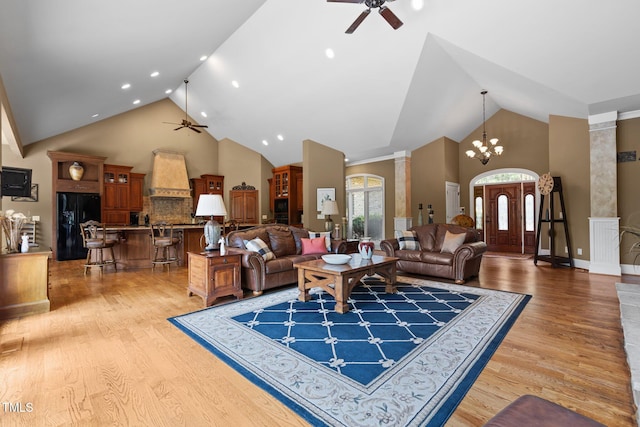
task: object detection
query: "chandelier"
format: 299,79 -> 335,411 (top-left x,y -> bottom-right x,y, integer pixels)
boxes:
465,90 -> 503,165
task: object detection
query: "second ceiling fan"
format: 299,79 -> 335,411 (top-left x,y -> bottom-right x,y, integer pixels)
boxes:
164,79 -> 208,133
328,0 -> 403,34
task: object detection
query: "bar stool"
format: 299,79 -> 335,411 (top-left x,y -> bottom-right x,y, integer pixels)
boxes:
151,222 -> 180,271
80,220 -> 118,275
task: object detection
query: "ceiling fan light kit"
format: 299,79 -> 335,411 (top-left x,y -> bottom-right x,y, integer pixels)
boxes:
465,90 -> 504,165
328,0 -> 403,34
163,79 -> 209,133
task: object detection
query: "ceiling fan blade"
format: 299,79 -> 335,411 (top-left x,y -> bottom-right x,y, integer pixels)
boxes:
191,124 -> 208,128
346,9 -> 370,34
379,6 -> 403,30
188,127 -> 202,134
163,121 -> 181,125
174,126 -> 185,131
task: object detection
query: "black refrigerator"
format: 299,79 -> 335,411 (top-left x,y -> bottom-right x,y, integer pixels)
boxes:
57,193 -> 101,261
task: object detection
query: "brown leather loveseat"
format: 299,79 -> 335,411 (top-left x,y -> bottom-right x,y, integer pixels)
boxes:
226,224 -> 348,295
380,223 -> 487,284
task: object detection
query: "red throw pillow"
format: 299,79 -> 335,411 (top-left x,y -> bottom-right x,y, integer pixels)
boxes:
301,237 -> 328,255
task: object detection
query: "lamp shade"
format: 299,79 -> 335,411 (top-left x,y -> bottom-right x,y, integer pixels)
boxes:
195,194 -> 228,217
321,200 -> 340,216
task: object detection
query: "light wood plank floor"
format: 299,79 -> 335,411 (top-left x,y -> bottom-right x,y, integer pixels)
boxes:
0,256 -> 637,426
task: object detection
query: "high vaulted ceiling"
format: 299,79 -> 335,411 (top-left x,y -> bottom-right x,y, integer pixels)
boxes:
2,0 -> 640,167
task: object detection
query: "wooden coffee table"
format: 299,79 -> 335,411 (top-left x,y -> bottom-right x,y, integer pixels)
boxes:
294,254 -> 398,314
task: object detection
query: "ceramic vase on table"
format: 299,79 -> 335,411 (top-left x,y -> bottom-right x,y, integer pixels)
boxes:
358,237 -> 374,260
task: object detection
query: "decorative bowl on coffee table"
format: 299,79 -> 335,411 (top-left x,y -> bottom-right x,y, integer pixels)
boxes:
321,254 -> 352,265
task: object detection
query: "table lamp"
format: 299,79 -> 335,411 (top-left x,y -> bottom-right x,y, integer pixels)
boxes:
195,194 -> 228,251
321,200 -> 340,232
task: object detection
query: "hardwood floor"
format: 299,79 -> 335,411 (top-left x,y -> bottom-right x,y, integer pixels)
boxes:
0,256 -> 637,426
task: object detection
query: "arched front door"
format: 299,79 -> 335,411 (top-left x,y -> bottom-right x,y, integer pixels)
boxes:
470,170 -> 538,254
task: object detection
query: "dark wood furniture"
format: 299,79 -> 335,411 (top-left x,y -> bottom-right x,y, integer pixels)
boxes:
294,254 -> 398,314
188,251 -> 242,307
47,151 -> 107,260
230,188 -> 258,224
80,220 -> 118,274
0,250 -> 51,320
270,165 -> 302,225
129,172 -> 145,213
103,164 -> 132,225
150,222 -> 180,271
191,174 -> 224,216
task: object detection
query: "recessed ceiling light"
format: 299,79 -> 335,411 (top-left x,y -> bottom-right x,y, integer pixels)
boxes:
231,80 -> 240,88
200,55 -> 208,61
165,89 -> 172,94
91,113 -> 99,118
411,0 -> 424,10
325,48 -> 335,59
133,99 -> 141,105
150,71 -> 159,77
201,112 -> 207,118
277,134 -> 284,141
344,158 -> 349,162
262,140 -> 269,146
121,83 -> 131,90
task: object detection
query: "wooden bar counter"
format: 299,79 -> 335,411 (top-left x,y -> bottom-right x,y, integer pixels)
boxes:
0,249 -> 52,320
102,225 -> 205,270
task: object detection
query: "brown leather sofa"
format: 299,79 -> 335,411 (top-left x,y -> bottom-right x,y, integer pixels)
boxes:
380,223 -> 487,284
226,224 -> 348,295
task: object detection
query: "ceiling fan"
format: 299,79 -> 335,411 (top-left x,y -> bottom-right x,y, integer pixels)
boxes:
328,0 -> 403,34
164,79 -> 208,133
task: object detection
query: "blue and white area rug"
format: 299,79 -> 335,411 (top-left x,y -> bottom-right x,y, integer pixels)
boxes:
169,276 -> 530,426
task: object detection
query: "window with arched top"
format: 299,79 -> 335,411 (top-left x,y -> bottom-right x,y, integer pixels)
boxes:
498,194 -> 508,231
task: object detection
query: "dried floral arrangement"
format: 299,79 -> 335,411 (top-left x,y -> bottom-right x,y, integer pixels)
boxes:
1,210 -> 28,253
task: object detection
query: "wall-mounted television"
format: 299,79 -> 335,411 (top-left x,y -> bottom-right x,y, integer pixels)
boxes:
1,166 -> 32,197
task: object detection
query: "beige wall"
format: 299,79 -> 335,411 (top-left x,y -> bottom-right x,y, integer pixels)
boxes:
302,140 -> 345,232
412,138 -> 447,224
2,98 -> 219,251
618,117 -> 640,264
549,115 -> 590,261
218,137 -> 273,219
346,158 -> 396,239
459,109 -> 550,212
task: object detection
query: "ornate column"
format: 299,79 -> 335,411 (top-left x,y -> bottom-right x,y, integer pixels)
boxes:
588,111 -> 621,276
394,151 -> 412,232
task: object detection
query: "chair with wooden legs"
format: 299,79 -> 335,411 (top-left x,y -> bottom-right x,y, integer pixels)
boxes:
80,220 -> 118,275
151,222 -> 180,271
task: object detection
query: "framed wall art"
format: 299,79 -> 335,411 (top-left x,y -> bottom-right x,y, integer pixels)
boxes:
316,187 -> 335,212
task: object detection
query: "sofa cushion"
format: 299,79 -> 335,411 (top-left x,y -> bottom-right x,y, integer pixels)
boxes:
421,251 -> 453,265
396,230 -> 421,250
441,230 -> 467,254
245,237 -> 276,261
291,227 -> 310,255
265,257 -> 293,274
301,237 -> 328,255
267,227 -> 296,258
229,228 -> 270,249
309,231 -> 332,251
396,249 -> 424,262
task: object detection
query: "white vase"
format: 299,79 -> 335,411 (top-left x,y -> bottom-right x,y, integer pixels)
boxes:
21,234 -> 29,253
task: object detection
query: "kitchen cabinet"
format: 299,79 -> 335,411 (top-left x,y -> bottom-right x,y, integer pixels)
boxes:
103,164 -> 132,225
230,189 -> 258,224
271,165 -> 302,225
191,174 -> 224,214
129,173 -> 145,212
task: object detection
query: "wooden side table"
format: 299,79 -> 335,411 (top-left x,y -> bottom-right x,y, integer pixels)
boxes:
188,251 -> 242,307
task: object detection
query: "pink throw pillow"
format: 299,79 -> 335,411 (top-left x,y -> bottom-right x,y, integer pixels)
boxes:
301,237 -> 328,255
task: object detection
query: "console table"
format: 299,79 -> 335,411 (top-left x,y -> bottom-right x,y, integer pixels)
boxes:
187,251 -> 242,307
0,250 -> 51,320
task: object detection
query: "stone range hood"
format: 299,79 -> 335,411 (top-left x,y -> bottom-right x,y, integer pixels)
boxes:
149,149 -> 191,198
